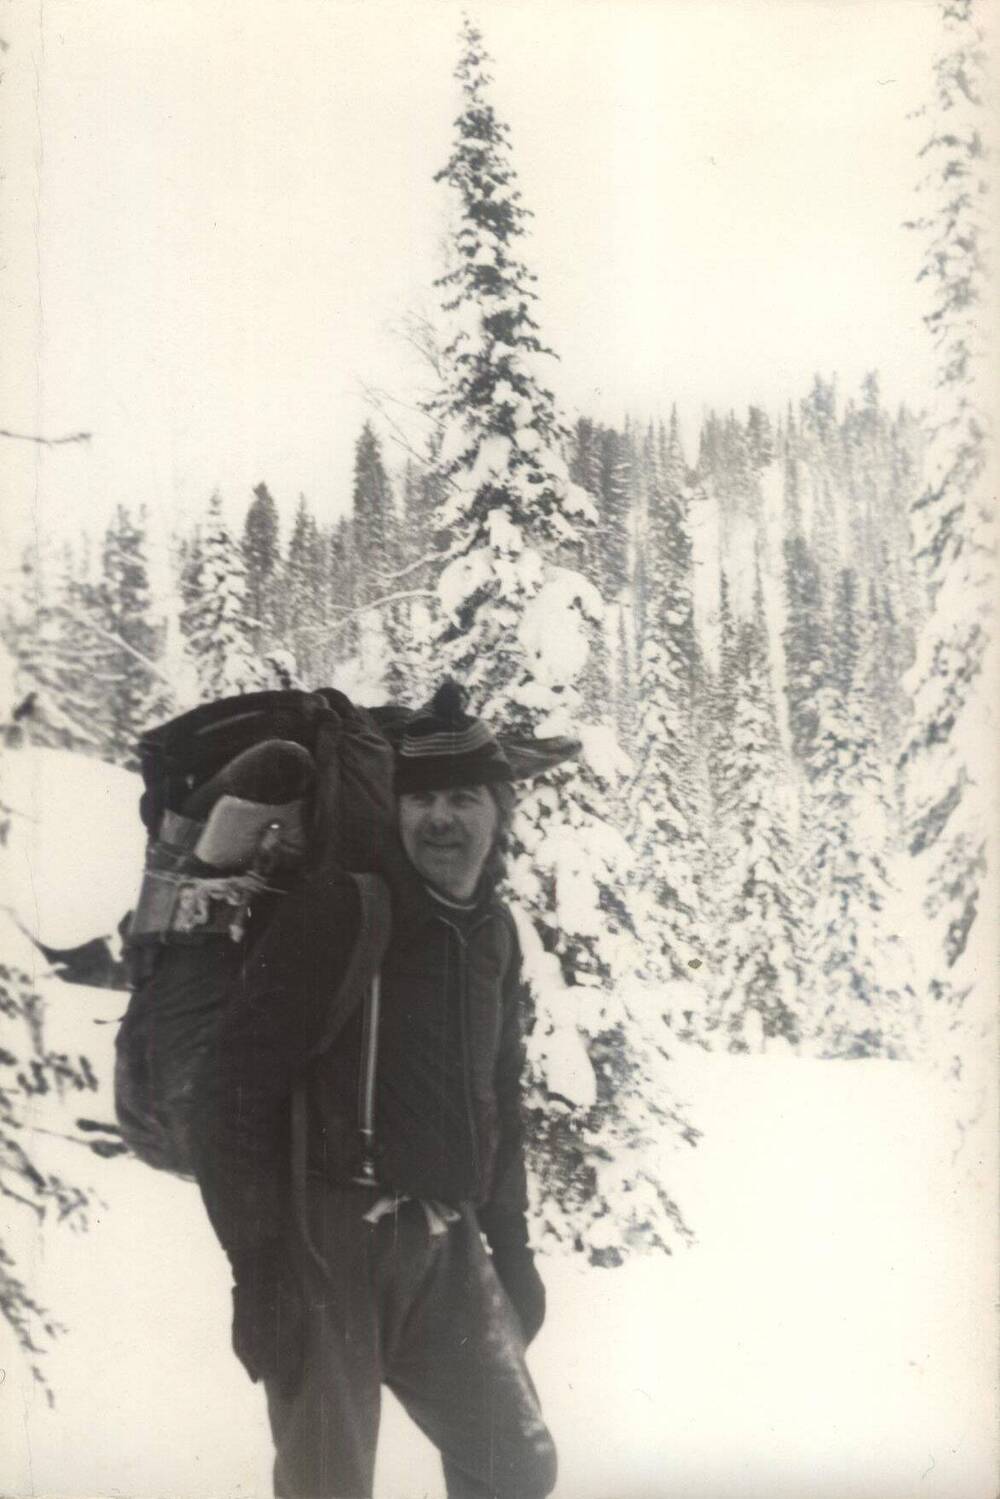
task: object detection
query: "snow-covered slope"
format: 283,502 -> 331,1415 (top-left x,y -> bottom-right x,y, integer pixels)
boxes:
1,746 -> 145,947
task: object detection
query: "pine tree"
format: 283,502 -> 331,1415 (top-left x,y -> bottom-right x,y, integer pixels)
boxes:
176,527 -> 203,631
900,0 -> 994,1070
798,375 -> 845,567
352,422 -> 395,602
630,411 -> 708,999
282,496 -> 326,685
597,423 -> 632,604
242,482 -> 281,652
709,561 -> 802,1052
804,568 -> 916,1058
6,544 -> 111,756
181,493 -> 266,700
424,17 -> 693,1259
782,433 -> 826,769
351,422 -> 405,698
99,506 -> 170,764
325,514 -> 358,677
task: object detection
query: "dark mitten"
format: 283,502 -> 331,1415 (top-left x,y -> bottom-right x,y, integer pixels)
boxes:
231,1246 -> 306,1396
491,1246 -> 546,1345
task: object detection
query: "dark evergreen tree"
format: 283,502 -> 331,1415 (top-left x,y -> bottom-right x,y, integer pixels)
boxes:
709,561 -> 802,1052
352,422 -> 394,602
99,506 -> 170,764
326,514 -> 358,674
350,422 -> 407,697
282,496 -> 326,685
6,545 -> 110,756
242,482 -> 281,652
804,568 -> 916,1057
781,435 -> 826,769
176,527 -> 203,635
630,410 -> 708,1000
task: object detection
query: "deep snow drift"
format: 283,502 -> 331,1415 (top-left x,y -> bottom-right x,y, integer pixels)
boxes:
0,747 -> 996,1498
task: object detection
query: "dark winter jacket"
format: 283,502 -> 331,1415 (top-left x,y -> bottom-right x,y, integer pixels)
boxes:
191,842 -> 531,1273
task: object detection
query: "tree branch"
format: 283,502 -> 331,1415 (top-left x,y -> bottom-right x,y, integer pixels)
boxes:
0,428 -> 92,447
358,381 -> 445,477
295,589 -> 436,639
58,607 -> 175,687
371,548 -> 448,584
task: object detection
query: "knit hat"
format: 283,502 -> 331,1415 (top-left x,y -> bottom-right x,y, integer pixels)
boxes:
395,681 -> 513,794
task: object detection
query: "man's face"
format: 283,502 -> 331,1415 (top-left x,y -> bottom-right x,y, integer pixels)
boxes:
398,785 -> 499,901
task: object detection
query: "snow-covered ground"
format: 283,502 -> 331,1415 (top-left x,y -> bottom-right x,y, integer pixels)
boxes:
2,985 -> 995,1499
1,747 -> 997,1498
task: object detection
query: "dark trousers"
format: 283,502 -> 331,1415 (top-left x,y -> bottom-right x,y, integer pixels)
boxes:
265,1182 -> 558,1499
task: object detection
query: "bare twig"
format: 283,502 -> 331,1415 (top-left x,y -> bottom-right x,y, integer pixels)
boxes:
0,1180 -> 45,1218
0,428 -> 92,447
361,381 -> 442,426
58,607 -> 174,686
295,589 -> 436,639
358,380 -> 444,475
389,309 -> 446,380
371,548 -> 447,584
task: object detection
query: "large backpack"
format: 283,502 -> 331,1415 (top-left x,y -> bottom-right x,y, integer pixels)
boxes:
114,687 -> 395,1179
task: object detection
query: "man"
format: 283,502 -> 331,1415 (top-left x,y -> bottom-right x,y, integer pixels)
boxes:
192,682 -> 558,1499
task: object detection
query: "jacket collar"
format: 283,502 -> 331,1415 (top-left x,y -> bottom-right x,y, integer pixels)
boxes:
381,833 -> 503,944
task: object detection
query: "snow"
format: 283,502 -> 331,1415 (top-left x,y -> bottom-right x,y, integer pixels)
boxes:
3,999 -> 995,1499
486,507 -> 523,554
517,569 -> 605,688
513,424 -> 541,453
512,907 -> 598,1110
0,746 -> 146,947
437,546 -> 492,619
453,433 -> 514,493
437,415 -> 472,468
578,723 -> 632,785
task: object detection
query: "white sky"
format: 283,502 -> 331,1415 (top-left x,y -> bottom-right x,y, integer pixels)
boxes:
1,0 -> 942,561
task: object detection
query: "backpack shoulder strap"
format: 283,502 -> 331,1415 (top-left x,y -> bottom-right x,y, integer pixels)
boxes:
290,870 -> 392,1274
307,871 -> 392,1061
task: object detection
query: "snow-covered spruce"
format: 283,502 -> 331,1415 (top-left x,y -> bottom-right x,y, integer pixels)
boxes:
628,416 -> 710,1011
900,0 -> 996,1082
707,564 -> 803,1053
423,17 -> 694,1260
98,505 -> 174,765
801,568 -> 918,1059
281,495 -> 327,686
180,492 -> 270,701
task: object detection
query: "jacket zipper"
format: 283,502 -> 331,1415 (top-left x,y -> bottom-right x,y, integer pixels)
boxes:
356,909 -> 494,1193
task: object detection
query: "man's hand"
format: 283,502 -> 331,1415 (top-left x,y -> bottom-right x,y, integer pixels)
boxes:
231,1246 -> 306,1396
491,1245 -> 546,1345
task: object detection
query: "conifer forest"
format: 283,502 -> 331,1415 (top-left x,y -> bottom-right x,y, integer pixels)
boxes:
0,0 -> 994,1412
